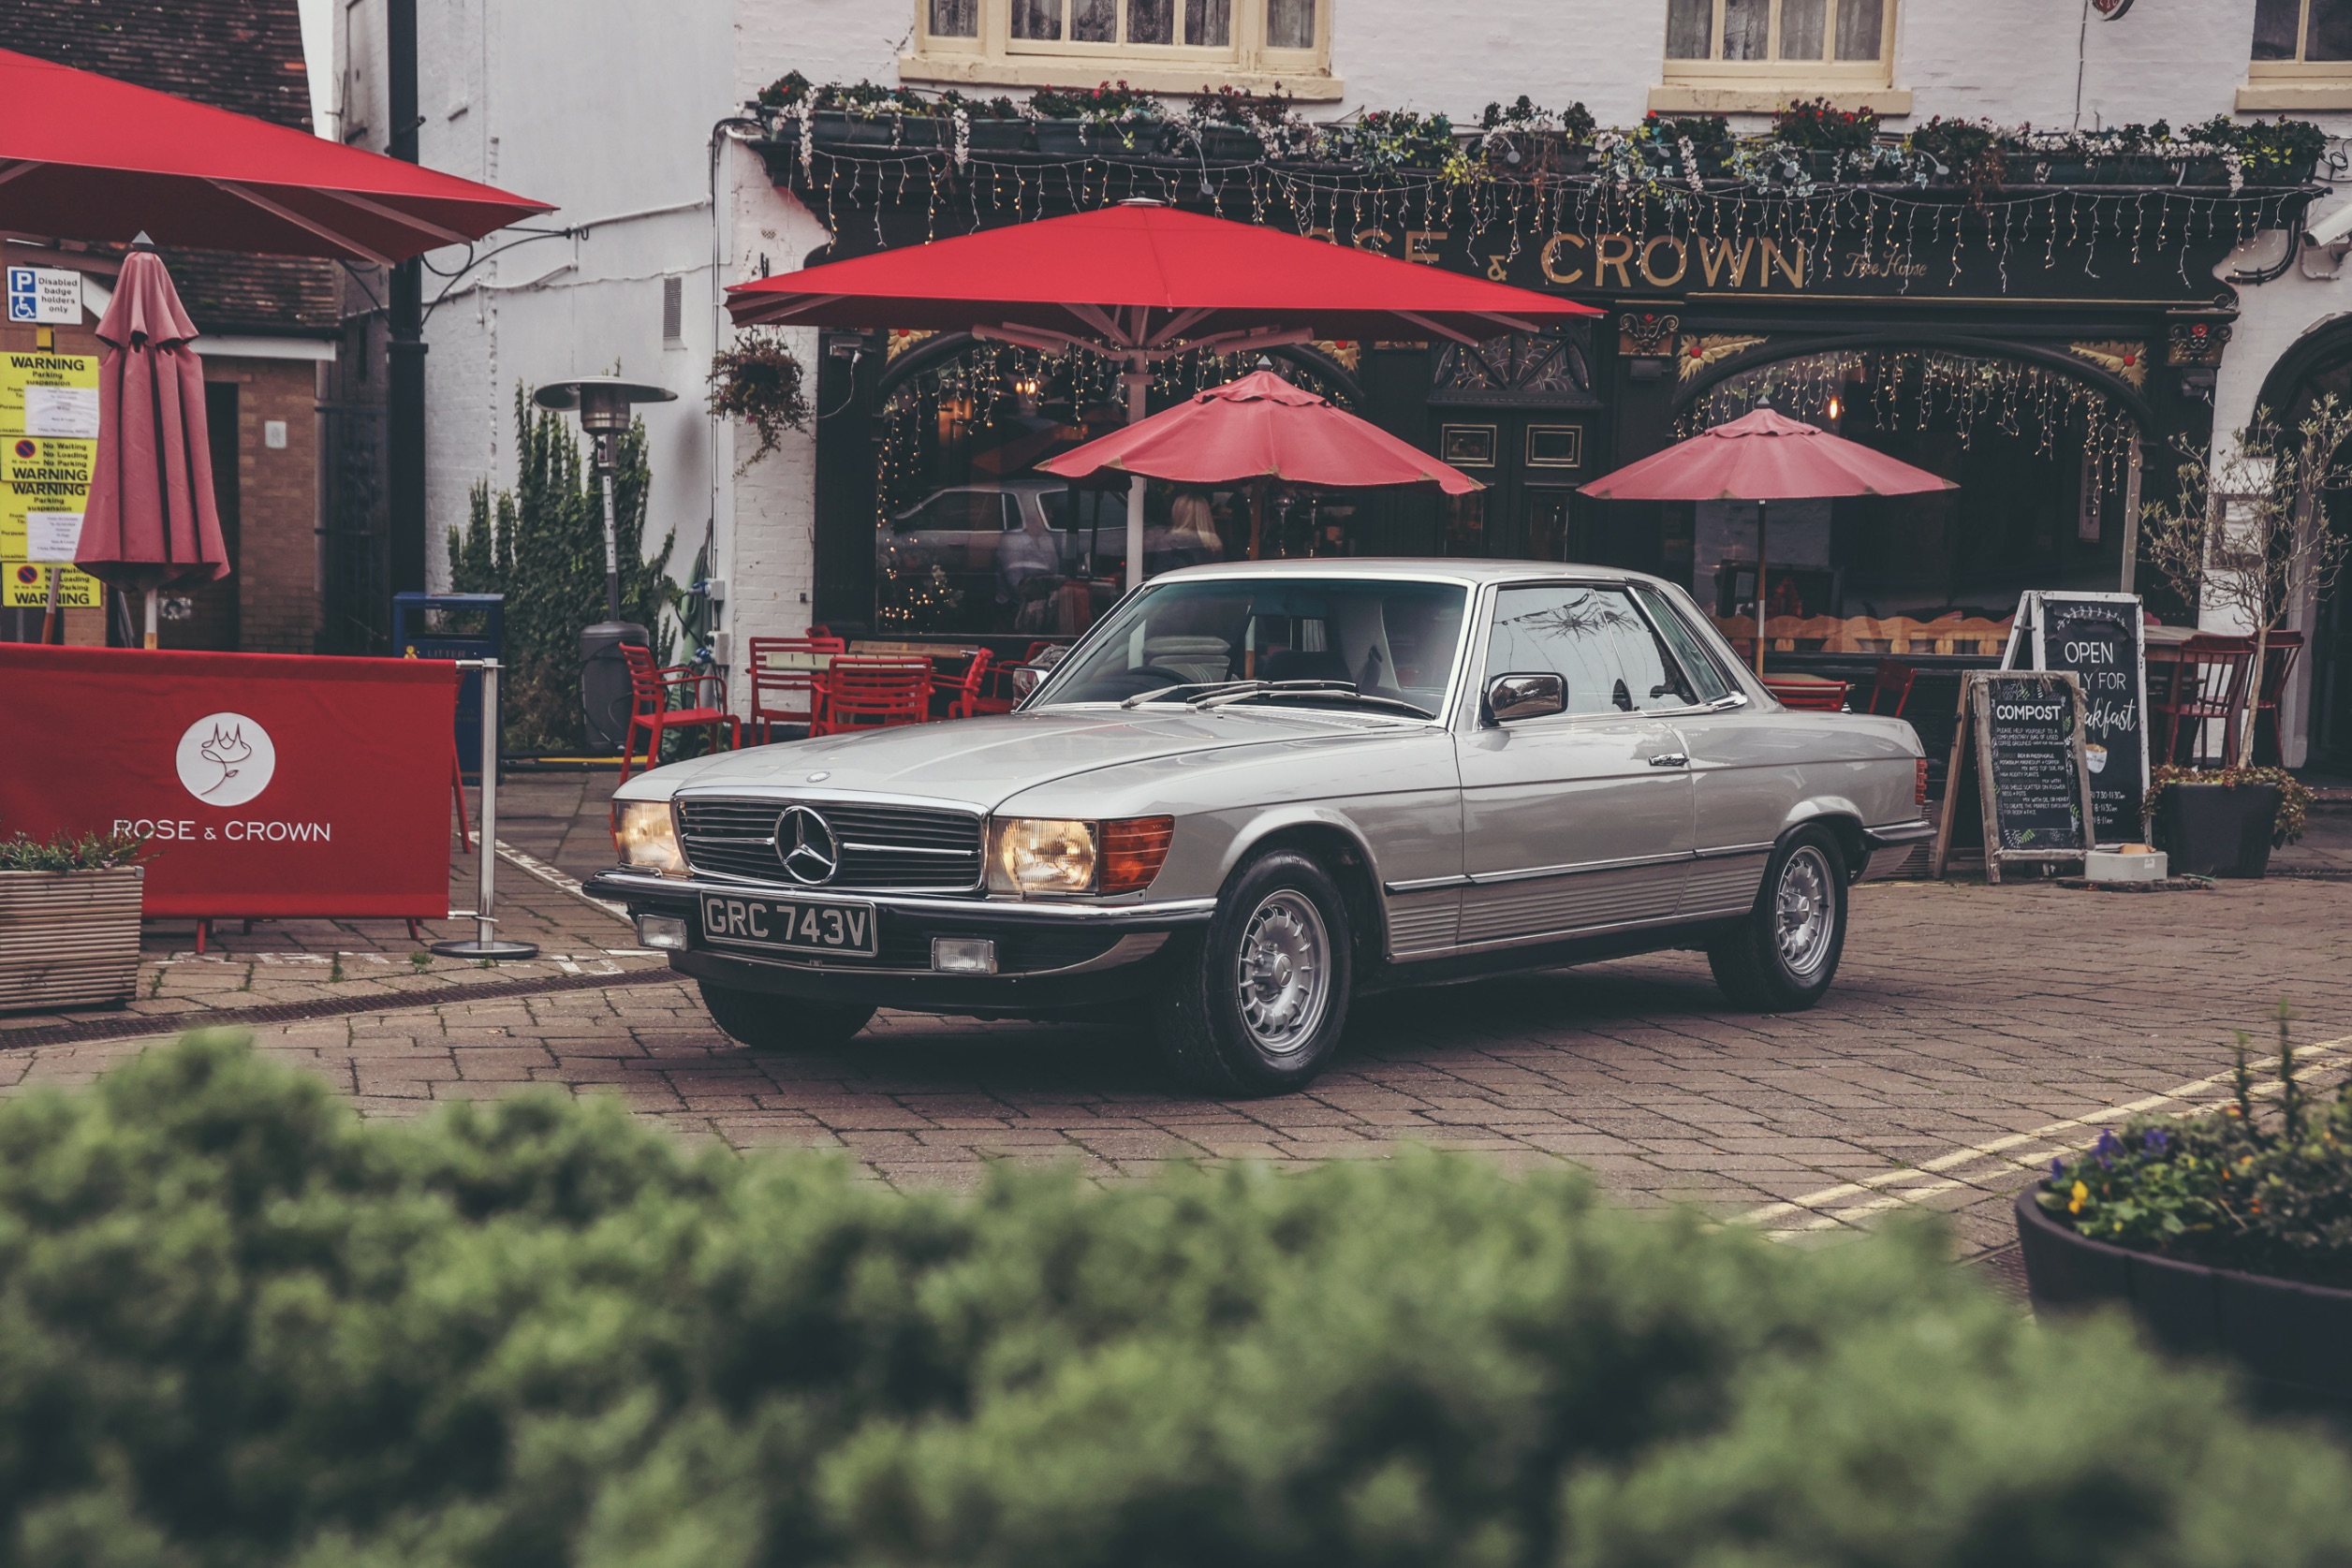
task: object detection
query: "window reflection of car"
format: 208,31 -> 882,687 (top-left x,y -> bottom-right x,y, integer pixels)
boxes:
883,479 -> 1223,593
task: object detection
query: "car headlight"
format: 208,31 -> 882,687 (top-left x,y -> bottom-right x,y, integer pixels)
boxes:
992,817 -> 1095,895
989,816 -> 1174,897
612,799 -> 685,876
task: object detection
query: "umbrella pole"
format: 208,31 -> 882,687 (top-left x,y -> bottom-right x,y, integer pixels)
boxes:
39,570 -> 62,646
1249,480 -> 1264,562
144,588 -> 159,651
1753,498 -> 1769,677
1123,363 -> 1151,596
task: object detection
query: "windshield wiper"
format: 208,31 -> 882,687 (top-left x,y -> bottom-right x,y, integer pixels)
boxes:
1189,681 -> 1435,720
1118,679 -> 1261,710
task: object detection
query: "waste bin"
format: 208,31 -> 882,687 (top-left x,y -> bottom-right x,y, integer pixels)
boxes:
393,593 -> 503,774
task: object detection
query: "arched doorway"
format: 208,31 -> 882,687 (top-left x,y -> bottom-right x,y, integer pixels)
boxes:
1666,338 -> 2151,629
2254,318 -> 2352,769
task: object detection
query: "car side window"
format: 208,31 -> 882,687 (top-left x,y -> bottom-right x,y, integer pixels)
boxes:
1629,583 -> 1731,704
1486,584 -> 1698,716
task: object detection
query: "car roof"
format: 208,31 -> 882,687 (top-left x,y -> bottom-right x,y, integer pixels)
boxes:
1148,557 -> 1676,591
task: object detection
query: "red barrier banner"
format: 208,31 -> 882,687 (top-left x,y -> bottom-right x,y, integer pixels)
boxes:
0,645 -> 456,917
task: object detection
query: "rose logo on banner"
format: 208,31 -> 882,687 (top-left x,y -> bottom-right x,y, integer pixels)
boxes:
175,713 -> 278,807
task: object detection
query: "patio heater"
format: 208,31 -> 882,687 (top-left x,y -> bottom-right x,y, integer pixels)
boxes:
532,376 -> 678,750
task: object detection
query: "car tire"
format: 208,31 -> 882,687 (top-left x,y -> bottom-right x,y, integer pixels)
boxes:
1154,849 -> 1354,1096
698,982 -> 875,1051
1708,826 -> 1848,1012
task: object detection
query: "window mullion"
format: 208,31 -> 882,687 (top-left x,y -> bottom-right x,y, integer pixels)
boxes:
2302,0 -> 2315,62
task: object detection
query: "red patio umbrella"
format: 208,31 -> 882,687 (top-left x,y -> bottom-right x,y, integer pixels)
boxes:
73,243 -> 227,647
0,47 -> 551,261
728,201 -> 1596,590
1580,406 -> 1954,672
1038,369 -> 1478,559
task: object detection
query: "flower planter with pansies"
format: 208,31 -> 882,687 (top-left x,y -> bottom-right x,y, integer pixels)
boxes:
0,829 -> 152,1014
2019,1033 -> 2352,1414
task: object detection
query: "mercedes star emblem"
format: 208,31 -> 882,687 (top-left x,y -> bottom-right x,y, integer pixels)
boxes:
777,805 -> 840,886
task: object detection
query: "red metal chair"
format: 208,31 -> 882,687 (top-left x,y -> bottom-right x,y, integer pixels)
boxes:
1762,677 -> 1849,711
619,644 -> 740,782
1855,659 -> 1917,718
747,635 -> 845,741
812,656 -> 933,736
945,649 -> 997,719
2152,634 -> 2256,767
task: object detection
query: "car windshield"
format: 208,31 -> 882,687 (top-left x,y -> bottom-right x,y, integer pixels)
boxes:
1036,577 -> 1470,713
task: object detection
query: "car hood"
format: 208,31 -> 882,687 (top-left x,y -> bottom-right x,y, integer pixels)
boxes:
622,706 -> 1425,813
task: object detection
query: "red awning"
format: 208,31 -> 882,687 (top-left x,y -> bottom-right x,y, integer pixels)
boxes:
0,47 -> 551,263
727,202 -> 1598,346
1580,407 -> 1954,502
1040,370 -> 1480,493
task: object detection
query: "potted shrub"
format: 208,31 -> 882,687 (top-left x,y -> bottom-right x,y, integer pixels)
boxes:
1769,97 -> 1881,182
1476,95 -> 1595,175
2018,1013 -> 2352,1413
2137,394 -> 2352,872
941,90 -> 1028,154
1030,81 -> 1162,156
0,826 -> 151,1013
2144,763 -> 2309,878
1318,109 -> 1466,176
1181,84 -> 1310,162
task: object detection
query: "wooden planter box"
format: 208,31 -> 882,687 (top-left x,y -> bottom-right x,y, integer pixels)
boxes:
0,866 -> 144,1013
2015,1193 -> 2352,1414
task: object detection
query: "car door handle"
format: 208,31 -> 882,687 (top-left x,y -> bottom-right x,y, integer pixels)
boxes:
1647,752 -> 1689,768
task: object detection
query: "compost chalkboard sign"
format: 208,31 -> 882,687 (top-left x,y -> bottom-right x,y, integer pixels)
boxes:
2004,592 -> 2149,843
1931,671 -> 2097,884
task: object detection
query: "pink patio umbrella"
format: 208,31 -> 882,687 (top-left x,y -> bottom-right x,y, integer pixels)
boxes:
1580,406 -> 1955,673
1037,369 -> 1479,558
72,239 -> 228,647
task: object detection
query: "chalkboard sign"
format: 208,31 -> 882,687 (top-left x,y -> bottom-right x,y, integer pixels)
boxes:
2004,592 -> 2149,843
1930,671 -> 2098,884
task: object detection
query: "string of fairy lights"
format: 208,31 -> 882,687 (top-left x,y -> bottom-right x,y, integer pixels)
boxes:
776,142 -> 2306,296
875,340 -> 1351,630
1682,347 -> 2142,492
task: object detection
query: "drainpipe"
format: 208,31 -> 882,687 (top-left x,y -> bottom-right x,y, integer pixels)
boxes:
386,0 -> 427,617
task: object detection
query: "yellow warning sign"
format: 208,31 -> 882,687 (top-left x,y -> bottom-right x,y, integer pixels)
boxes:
3,560 -> 100,608
0,352 -> 100,438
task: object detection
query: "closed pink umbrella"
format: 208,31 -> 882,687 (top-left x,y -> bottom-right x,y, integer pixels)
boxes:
74,239 -> 229,648
1580,406 -> 1954,673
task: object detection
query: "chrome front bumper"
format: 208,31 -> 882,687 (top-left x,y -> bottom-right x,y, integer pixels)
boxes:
583,868 -> 1215,1014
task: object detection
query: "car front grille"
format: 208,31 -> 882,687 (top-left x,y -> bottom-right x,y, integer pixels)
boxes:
674,796 -> 984,892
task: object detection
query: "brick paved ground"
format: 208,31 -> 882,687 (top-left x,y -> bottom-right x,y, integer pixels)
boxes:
6,775 -> 2348,1268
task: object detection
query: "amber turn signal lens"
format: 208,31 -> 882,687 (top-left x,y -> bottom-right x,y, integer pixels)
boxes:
1098,816 -> 1175,895
1915,757 -> 1930,807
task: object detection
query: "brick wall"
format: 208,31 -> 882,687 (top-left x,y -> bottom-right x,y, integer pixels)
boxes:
205,357 -> 319,653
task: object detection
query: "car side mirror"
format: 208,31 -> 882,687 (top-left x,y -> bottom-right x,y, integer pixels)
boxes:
1486,672 -> 1566,723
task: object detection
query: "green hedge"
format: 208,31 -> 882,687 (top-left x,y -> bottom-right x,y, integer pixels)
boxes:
3,1032 -> 2348,1568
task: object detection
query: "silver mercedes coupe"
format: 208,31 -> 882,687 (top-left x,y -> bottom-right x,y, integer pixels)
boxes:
589,560 -> 1932,1095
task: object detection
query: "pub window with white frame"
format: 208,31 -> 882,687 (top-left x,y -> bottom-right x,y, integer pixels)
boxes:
2253,0 -> 2352,69
1654,0 -> 1899,113
905,0 -> 1336,97
2242,0 -> 2352,107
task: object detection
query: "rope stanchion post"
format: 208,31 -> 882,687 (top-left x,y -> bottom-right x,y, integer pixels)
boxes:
432,658 -> 540,960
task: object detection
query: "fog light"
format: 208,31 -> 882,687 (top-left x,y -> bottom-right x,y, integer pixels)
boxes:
637,914 -> 689,951
931,937 -> 997,975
